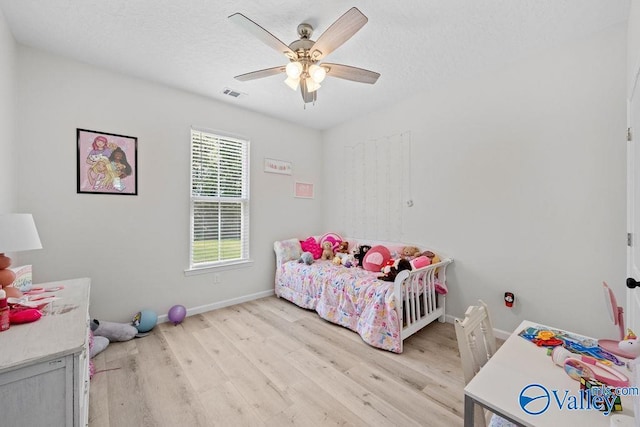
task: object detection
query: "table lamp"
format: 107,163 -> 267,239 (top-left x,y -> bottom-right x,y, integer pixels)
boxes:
0,214 -> 42,298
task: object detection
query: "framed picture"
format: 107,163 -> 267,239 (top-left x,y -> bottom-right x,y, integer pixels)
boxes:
77,128 -> 138,195
264,158 -> 292,175
294,181 -> 314,199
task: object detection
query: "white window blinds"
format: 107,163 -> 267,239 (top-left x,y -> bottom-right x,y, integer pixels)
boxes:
190,129 -> 250,268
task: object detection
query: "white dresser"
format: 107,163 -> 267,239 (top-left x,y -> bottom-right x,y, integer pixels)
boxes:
0,278 -> 91,427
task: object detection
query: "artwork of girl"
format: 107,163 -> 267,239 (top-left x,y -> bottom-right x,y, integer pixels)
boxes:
87,157 -> 117,190
86,136 -> 115,164
78,129 -> 137,195
109,147 -> 132,178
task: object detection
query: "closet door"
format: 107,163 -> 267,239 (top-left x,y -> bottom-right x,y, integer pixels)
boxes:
627,62 -> 640,335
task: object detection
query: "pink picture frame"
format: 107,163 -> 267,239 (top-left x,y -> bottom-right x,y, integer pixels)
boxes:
77,128 -> 138,195
294,182 -> 314,199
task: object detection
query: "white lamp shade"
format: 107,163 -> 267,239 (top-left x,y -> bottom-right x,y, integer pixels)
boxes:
305,77 -> 321,92
285,61 -> 303,78
0,214 -> 42,253
309,64 -> 326,83
284,76 -> 300,91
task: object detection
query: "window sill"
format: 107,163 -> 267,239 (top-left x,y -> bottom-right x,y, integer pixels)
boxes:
184,259 -> 254,276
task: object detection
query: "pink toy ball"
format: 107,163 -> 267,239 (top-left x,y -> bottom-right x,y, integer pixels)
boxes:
168,304 -> 187,325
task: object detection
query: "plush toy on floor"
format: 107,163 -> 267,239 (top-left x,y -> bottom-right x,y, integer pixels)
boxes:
91,309 -> 158,342
91,318 -> 138,342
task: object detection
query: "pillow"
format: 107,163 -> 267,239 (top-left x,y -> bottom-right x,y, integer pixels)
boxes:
300,237 -> 322,259
274,239 -> 302,263
319,232 -> 343,251
362,245 -> 391,272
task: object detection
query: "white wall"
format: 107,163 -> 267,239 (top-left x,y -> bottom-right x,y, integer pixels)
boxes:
15,47 -> 323,322
322,24 -> 627,339
0,8 -> 16,213
629,0 -> 640,95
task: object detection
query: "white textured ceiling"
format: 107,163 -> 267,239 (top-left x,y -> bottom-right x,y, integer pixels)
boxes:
0,0 -> 630,130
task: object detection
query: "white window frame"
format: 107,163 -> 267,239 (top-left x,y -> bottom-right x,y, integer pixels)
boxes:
186,128 -> 251,274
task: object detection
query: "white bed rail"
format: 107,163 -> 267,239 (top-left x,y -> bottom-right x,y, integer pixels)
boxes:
394,257 -> 452,352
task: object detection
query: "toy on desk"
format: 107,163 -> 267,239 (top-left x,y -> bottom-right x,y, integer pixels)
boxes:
552,346 -> 629,387
520,325 -> 625,366
9,308 -> 42,324
598,281 -> 638,360
579,377 -> 623,412
520,328 -> 564,347
617,329 -> 640,358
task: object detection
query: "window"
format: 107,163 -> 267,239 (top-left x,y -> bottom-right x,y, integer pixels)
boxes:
190,129 -> 250,269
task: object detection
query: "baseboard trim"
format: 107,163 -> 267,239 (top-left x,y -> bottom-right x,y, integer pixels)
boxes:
157,289 -> 275,324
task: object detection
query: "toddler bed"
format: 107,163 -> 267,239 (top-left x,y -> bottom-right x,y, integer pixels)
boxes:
273,235 -> 453,353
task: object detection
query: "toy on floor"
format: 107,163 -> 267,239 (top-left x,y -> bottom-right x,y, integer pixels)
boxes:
90,331 -> 109,358
91,318 -> 138,341
168,305 -> 186,325
133,309 -> 158,336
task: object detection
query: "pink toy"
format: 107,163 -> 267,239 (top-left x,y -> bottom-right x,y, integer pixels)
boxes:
319,232 -> 343,251
618,329 -> 640,358
411,256 -> 431,269
598,281 -> 638,359
300,237 -> 322,259
362,245 -> 391,272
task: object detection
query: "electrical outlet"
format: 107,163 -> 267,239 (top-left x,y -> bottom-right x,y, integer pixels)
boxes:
213,274 -> 221,284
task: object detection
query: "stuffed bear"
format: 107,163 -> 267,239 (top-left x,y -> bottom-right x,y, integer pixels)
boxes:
401,246 -> 421,259
381,258 -> 412,282
321,241 -> 335,260
336,241 -> 349,254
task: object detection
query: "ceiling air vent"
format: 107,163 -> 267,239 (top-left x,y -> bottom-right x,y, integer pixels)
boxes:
222,87 -> 245,98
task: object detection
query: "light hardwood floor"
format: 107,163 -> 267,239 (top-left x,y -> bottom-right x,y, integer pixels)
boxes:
88,296 -> 465,426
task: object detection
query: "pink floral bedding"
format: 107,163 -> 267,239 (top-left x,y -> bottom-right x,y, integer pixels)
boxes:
275,260 -> 402,352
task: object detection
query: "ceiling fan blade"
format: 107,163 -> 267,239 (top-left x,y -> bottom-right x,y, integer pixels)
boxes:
322,63 -> 380,84
229,13 -> 296,59
234,66 -> 286,82
311,7 -> 368,60
300,79 -> 317,104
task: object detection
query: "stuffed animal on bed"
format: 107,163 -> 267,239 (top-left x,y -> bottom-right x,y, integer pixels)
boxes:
336,241 -> 349,254
298,251 -> 314,265
353,245 -> 371,267
381,258 -> 412,282
321,241 -> 335,260
401,246 -> 421,259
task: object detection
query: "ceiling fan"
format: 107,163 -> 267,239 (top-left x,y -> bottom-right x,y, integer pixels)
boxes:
229,7 -> 380,104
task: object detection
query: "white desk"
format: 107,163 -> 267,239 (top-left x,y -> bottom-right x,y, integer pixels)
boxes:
0,278 -> 91,427
464,320 -> 636,426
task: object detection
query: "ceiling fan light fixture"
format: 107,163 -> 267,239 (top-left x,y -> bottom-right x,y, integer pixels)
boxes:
305,77 -> 321,93
285,61 -> 303,78
284,76 -> 300,91
309,64 -> 327,83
